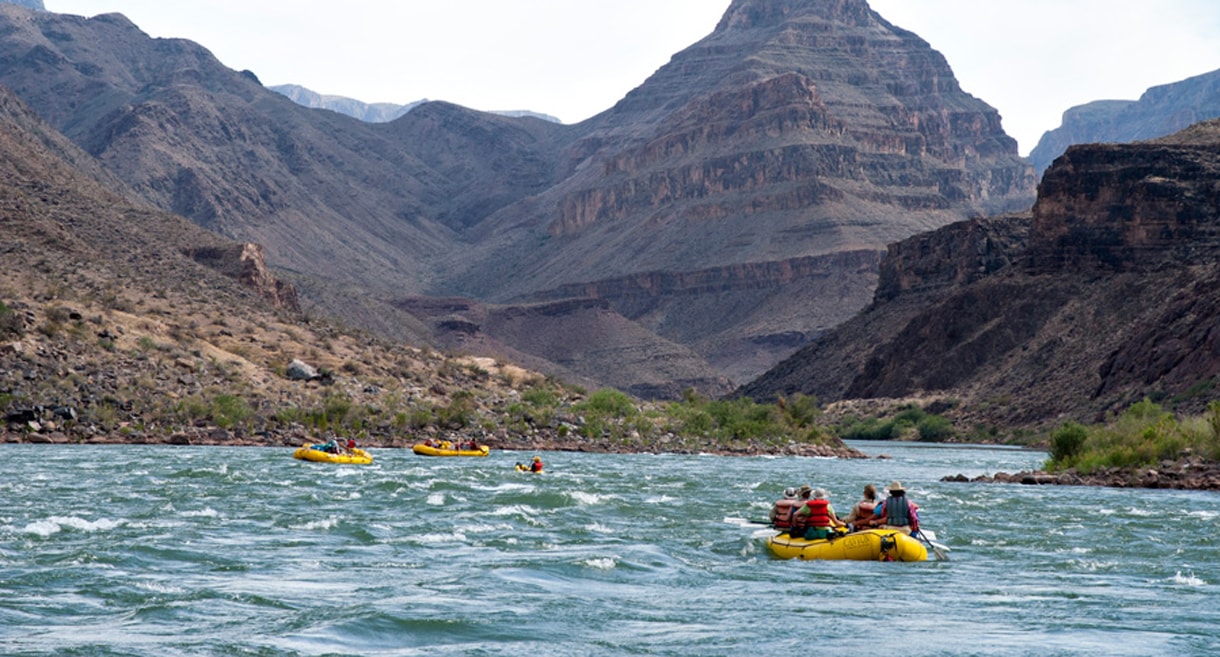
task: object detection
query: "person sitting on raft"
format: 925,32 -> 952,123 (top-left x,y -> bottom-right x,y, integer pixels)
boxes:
843,484 -> 882,532
530,455 -> 543,472
874,480 -> 920,535
789,488 -> 846,539
769,487 -> 801,529
313,439 -> 338,453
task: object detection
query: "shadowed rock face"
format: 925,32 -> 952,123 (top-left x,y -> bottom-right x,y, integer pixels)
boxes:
741,118 -> 1220,429
0,1 -> 1037,396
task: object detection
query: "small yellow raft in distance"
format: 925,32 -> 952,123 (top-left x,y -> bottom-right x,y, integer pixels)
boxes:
412,442 -> 490,457
766,528 -> 927,562
293,444 -> 373,465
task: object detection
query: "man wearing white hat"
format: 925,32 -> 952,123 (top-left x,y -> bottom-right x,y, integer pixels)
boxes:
874,480 -> 920,535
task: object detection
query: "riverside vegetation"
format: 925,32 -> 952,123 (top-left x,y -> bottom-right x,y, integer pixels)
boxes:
6,289 -> 1220,486
940,399 -> 1220,491
0,294 -> 852,457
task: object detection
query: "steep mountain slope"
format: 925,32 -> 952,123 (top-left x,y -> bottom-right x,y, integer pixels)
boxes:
443,0 -> 1036,379
0,6 -> 472,295
1028,68 -> 1220,174
0,83 -> 556,447
0,1 -> 1037,395
741,119 -> 1220,431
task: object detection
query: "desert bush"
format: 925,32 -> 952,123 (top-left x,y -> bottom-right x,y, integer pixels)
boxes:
1048,422 -> 1088,465
210,394 -> 253,430
916,415 -> 955,442
0,301 -> 23,336
576,388 -> 637,418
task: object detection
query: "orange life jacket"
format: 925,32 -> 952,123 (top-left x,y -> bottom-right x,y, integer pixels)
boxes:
770,499 -> 801,528
853,501 -> 879,528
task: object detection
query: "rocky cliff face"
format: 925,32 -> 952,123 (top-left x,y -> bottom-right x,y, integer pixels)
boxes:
1028,67 -> 1220,174
742,118 -> 1220,429
468,0 -> 1035,296
187,243 -> 300,311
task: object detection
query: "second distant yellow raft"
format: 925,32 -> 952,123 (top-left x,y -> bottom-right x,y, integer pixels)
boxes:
293,444 -> 373,465
411,442 -> 490,457
766,528 -> 927,562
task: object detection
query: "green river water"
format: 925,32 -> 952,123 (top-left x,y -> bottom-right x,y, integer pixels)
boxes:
1,441 -> 1216,656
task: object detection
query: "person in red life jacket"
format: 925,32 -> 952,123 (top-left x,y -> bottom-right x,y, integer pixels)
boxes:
530,455 -> 543,473
790,488 -> 846,540
843,483 -> 881,531
874,480 -> 920,535
769,487 -> 801,529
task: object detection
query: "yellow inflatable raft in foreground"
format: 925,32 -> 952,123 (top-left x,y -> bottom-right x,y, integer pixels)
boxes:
293,444 -> 373,465
766,528 -> 927,562
412,442 -> 490,457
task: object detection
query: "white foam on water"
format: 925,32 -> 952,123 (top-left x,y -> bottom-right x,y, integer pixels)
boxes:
138,580 -> 186,594
292,517 -> 339,531
414,531 -> 467,545
644,494 -> 679,504
426,492 -> 445,506
22,516 -> 124,537
582,557 -> 617,570
1170,571 -> 1205,586
569,491 -> 603,505
1070,559 -> 1119,572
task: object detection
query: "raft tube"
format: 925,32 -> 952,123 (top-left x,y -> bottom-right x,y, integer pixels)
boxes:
766,528 -> 927,562
412,442 -> 490,457
293,444 -> 373,465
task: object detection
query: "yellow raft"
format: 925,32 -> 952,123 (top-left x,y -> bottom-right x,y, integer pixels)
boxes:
293,444 -> 373,465
412,442 -> 490,457
766,528 -> 927,562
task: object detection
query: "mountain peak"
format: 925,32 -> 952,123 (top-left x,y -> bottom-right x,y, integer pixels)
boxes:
716,0 -> 876,32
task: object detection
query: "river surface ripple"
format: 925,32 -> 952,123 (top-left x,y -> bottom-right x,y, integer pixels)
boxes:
1,441 -> 1217,656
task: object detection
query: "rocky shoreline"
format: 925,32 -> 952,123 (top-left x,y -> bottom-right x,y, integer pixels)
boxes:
942,456 -> 1220,491
0,425 -> 867,459
10,424 -> 1220,491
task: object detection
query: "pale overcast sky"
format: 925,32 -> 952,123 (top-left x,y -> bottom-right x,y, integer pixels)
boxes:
43,1 -> 1220,155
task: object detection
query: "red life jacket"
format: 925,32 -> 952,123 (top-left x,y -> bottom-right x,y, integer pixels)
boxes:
804,499 -> 832,528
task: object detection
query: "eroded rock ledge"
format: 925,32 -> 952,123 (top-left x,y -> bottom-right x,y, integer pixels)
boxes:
942,457 -> 1220,491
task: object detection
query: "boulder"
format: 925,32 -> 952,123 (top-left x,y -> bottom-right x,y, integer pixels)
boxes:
286,359 -> 319,381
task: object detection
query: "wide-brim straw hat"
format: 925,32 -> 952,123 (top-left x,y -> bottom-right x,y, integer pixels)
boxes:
887,480 -> 905,492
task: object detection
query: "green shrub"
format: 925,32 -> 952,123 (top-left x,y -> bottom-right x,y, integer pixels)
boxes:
0,301 -> 22,336
577,388 -> 637,417
916,415 -> 954,442
211,394 -> 253,430
1048,422 -> 1088,465
522,387 -> 558,408
836,416 -> 899,441
780,394 -> 821,429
